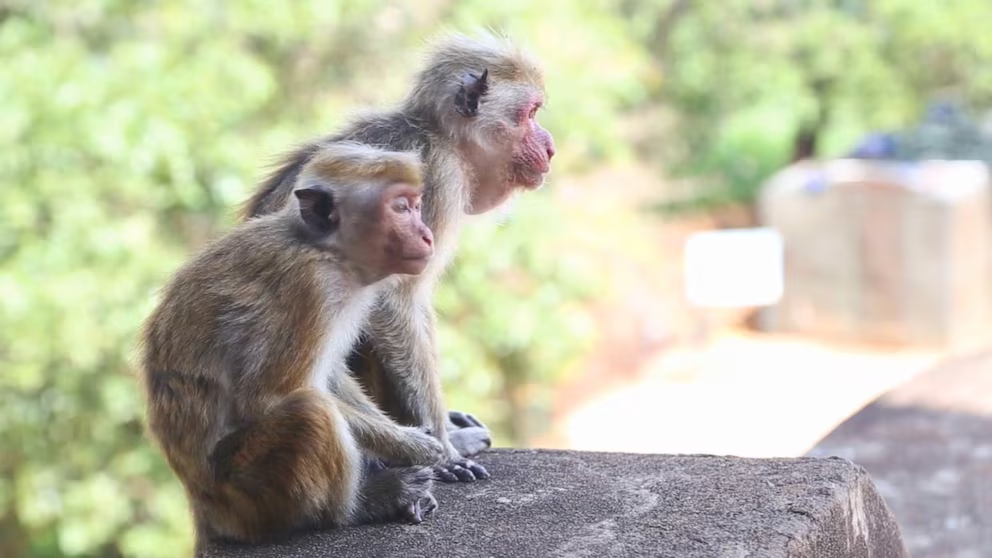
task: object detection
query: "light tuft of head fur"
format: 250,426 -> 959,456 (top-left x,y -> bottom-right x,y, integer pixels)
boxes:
297,142 -> 424,192
404,30 -> 545,127
425,29 -> 544,86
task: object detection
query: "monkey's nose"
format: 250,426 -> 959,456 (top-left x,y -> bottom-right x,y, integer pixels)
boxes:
546,141 -> 556,161
422,230 -> 434,247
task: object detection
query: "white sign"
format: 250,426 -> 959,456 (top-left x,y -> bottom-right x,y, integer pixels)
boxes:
684,227 -> 784,308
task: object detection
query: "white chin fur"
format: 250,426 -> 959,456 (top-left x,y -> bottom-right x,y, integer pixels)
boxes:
491,194 -> 518,223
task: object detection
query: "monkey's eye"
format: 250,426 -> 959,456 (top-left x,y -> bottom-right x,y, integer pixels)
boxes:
393,197 -> 414,213
530,101 -> 544,120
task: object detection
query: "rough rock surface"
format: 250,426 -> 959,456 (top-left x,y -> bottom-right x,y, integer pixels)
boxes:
810,350 -> 992,557
203,450 -> 907,558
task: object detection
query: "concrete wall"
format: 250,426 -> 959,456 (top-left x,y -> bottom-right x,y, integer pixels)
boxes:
757,159 -> 992,350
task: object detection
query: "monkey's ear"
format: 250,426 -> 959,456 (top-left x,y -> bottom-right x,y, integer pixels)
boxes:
454,68 -> 489,118
294,185 -> 337,233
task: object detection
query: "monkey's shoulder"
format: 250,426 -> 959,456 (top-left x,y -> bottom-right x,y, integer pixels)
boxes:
331,112 -> 431,154
161,220 -> 318,309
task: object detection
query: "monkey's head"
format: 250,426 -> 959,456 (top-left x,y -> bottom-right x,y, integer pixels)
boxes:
293,144 -> 434,284
408,32 -> 557,215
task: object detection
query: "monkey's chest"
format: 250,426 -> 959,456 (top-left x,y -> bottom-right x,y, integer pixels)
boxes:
307,293 -> 375,393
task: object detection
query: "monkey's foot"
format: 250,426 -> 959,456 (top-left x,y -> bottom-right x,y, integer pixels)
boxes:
448,410 -> 485,429
435,457 -> 490,483
447,411 -> 493,458
448,426 -> 492,458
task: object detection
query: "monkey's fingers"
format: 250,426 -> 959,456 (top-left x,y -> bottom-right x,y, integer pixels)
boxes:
448,464 -> 476,482
464,459 -> 490,480
435,458 -> 489,482
421,493 -> 438,517
434,467 -> 460,483
402,501 -> 423,524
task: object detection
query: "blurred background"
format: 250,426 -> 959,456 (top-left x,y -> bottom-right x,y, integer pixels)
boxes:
2,1 -> 991,556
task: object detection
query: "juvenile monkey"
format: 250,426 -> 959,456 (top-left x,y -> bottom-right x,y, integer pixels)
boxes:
139,144 -> 445,548
243,32 -> 556,481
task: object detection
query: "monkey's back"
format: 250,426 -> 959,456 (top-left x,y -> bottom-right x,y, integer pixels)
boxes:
138,218 -> 329,490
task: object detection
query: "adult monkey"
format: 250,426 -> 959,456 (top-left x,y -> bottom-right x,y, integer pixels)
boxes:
243,31 -> 556,482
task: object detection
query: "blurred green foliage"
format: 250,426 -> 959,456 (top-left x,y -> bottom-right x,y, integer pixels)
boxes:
0,1 -> 638,555
636,0 -> 992,215
2,0 -> 992,555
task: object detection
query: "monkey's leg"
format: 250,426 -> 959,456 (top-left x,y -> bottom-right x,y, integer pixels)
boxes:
365,287 -> 490,482
206,390 -> 361,543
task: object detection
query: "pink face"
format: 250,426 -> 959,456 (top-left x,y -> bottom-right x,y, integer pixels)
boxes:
380,183 -> 434,276
509,97 -> 556,189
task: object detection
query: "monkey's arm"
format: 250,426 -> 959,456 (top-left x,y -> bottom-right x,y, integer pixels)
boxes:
328,368 -> 446,466
365,283 -> 490,482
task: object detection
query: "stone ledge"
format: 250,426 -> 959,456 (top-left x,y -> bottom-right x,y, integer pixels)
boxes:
810,350 -> 992,556
203,449 -> 908,558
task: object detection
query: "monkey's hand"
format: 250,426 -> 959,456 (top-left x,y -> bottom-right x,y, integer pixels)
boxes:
391,426 -> 447,466
447,411 -> 492,458
435,454 -> 490,483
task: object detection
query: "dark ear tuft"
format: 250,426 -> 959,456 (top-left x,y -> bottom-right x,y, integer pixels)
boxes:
294,185 -> 336,233
454,68 -> 489,118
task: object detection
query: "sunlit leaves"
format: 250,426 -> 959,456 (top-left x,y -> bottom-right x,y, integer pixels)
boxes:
637,0 -> 992,213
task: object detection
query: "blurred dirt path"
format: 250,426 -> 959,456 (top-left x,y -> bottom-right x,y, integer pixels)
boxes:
538,331 -> 943,458
539,163 -> 945,458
